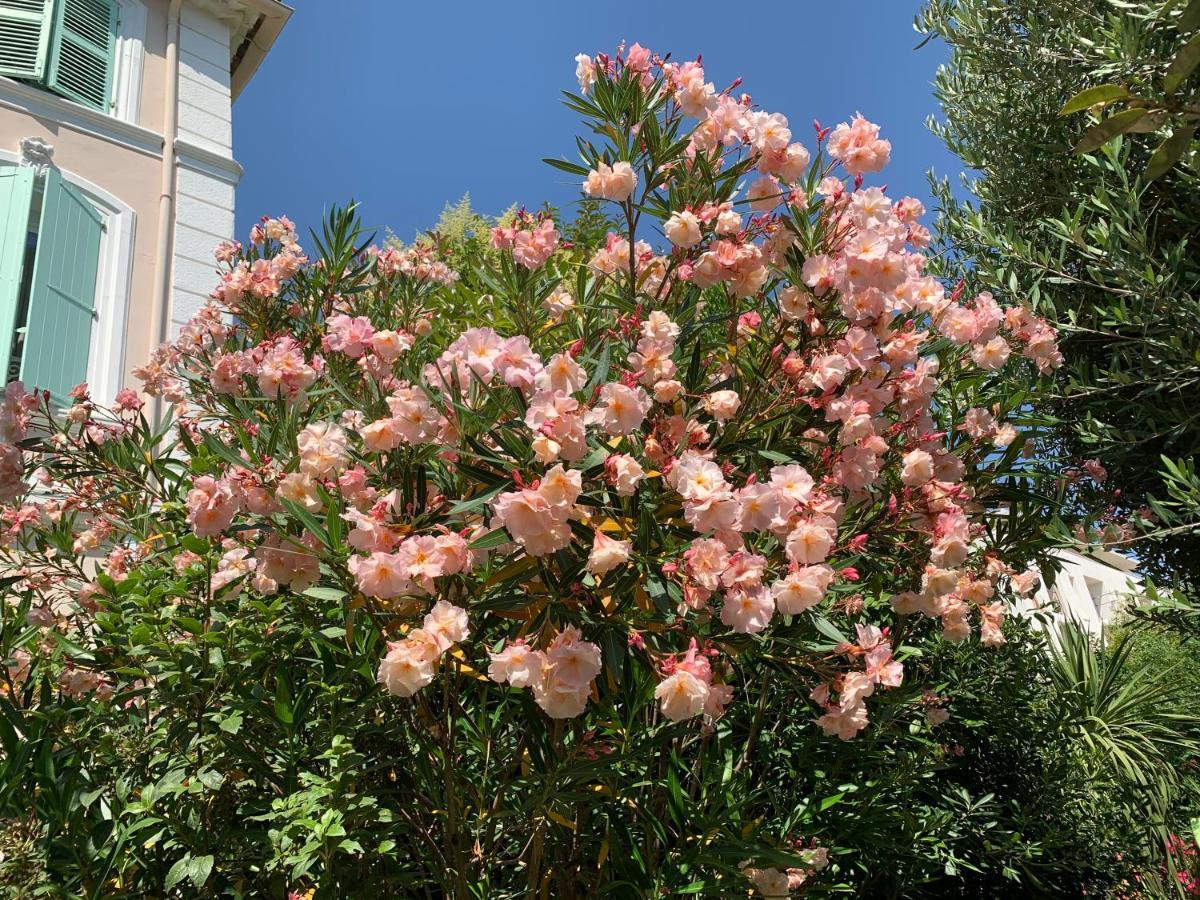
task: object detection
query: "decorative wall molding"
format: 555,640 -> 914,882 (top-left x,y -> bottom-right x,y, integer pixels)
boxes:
18,137 -> 54,174
176,138 -> 242,184
0,77 -> 162,157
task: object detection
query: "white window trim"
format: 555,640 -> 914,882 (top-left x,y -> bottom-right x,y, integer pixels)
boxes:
0,150 -> 134,406
111,0 -> 148,125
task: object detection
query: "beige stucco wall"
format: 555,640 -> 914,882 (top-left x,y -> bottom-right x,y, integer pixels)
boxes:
139,0 -> 170,134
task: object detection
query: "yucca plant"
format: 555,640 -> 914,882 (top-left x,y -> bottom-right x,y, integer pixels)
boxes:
1047,619 -> 1200,894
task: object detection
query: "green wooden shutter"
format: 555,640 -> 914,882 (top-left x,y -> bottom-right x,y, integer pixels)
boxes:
0,167 -> 35,386
21,168 -> 102,404
45,0 -> 114,110
0,0 -> 55,79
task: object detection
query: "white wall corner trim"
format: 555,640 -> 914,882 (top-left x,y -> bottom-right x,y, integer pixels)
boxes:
0,77 -> 162,157
112,0 -> 149,126
0,150 -> 136,405
176,139 -> 243,184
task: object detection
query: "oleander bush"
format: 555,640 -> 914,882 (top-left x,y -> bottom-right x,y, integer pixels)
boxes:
0,42 -> 1160,898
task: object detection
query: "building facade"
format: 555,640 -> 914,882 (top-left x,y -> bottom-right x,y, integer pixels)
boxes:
1014,546 -> 1142,636
0,0 -> 288,404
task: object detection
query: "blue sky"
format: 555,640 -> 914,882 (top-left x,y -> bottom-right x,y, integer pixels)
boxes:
232,2 -> 959,243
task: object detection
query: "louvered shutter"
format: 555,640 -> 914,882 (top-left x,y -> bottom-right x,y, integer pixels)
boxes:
0,167 -> 35,386
0,0 -> 55,80
45,0 -> 114,110
20,168 -> 102,405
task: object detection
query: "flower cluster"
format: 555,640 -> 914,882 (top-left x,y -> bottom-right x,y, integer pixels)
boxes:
489,626 -> 602,718
0,41 -> 1066,895
490,211 -> 561,270
378,600 -> 470,696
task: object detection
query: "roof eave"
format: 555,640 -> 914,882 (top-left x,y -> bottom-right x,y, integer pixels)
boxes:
229,0 -> 292,101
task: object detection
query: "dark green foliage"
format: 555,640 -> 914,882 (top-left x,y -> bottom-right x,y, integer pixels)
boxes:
918,0 -> 1200,592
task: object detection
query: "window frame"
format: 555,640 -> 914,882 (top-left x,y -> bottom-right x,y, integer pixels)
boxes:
0,151 -> 133,404
0,0 -> 144,122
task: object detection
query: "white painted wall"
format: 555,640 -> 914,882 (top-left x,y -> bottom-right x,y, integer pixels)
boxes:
170,2 -> 240,336
171,156 -> 236,333
178,5 -> 233,156
1015,547 -> 1142,636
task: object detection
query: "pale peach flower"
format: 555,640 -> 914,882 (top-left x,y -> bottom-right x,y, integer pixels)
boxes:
653,379 -> 684,403
606,453 -> 645,495
583,161 -> 638,202
771,565 -> 834,615
423,600 -> 470,651
655,670 -> 709,721
186,476 -> 239,538
786,520 -> 834,565
591,382 -> 651,435
702,389 -> 741,423
377,630 -> 441,697
664,210 -> 702,248
720,587 -> 775,634
587,530 -> 632,575
488,640 -> 545,688
297,421 -> 349,478
900,448 -> 934,486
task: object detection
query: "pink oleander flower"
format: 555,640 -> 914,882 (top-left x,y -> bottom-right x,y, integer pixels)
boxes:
574,53 -> 596,94
587,530 -> 632,575
489,639 -> 545,688
786,519 -> 834,566
542,287 -> 576,320
297,421 -> 349,478
533,626 -> 601,718
702,389 -> 741,423
827,114 -> 891,175
377,629 -> 442,697
423,600 -> 470,651
324,314 -> 375,358
605,453 -> 645,496
211,546 -> 256,593
349,551 -> 413,599
590,382 -> 651,435
583,161 -> 638,202
664,210 -> 702,248
655,669 -> 709,721
772,565 -> 834,615
720,586 -> 775,634
900,448 -> 934,486
186,476 -> 239,538
492,465 -> 580,557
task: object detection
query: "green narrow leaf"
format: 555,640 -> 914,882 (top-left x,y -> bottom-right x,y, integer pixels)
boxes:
542,157 -> 591,177
302,585 -> 348,603
1165,32 -> 1200,93
1059,84 -> 1129,115
1180,0 -> 1200,31
469,528 -> 511,550
274,673 -> 294,725
1144,126 -> 1196,180
1074,108 -> 1149,153
811,614 -> 848,645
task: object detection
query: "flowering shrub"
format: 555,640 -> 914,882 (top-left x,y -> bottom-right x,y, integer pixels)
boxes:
0,43 -> 1063,896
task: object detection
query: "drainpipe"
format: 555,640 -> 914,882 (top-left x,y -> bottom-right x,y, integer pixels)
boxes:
148,0 -> 182,426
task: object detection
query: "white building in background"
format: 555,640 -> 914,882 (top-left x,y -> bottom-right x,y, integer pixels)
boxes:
1016,546 -> 1142,636
0,0 -> 290,405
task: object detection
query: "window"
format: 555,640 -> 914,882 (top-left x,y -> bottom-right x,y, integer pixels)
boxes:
0,0 -> 117,112
1083,575 -> 1105,613
0,165 -> 102,405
